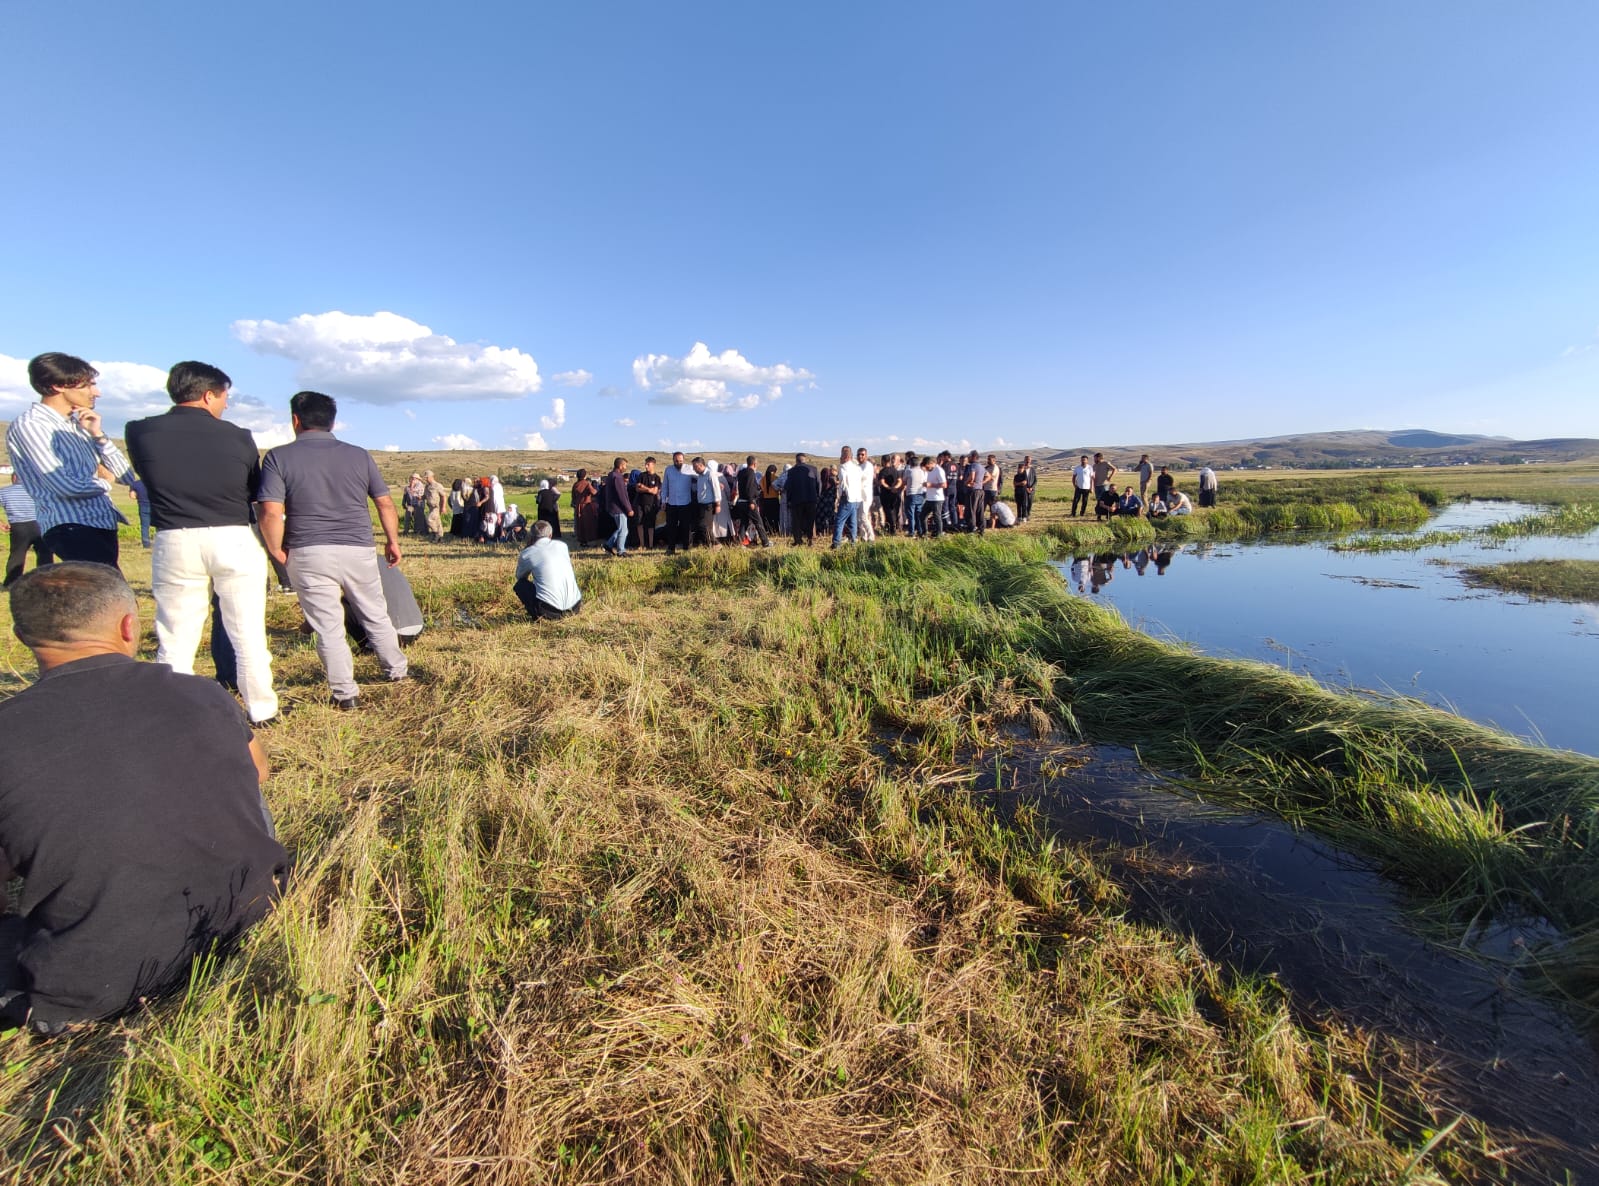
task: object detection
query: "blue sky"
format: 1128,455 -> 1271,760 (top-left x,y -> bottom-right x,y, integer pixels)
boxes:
3,1 -> 1596,455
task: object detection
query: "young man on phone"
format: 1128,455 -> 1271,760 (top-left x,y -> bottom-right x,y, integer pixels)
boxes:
5,353 -> 132,568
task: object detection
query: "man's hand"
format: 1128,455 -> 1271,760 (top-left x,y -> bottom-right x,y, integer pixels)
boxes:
385,541 -> 402,567
95,463 -> 115,482
75,408 -> 105,438
268,546 -> 289,566
0,523 -> 9,534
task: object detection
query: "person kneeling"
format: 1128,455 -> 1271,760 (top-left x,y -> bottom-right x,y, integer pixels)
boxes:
513,520 -> 582,621
0,563 -> 286,1035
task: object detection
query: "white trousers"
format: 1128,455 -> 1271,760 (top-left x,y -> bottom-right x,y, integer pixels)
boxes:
151,524 -> 277,723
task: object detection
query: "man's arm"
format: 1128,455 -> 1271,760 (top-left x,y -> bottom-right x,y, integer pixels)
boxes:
258,500 -> 287,563
7,417 -> 115,500
248,735 -> 271,785
374,494 -> 402,566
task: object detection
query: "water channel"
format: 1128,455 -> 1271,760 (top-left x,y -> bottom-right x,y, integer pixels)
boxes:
1053,501 -> 1599,755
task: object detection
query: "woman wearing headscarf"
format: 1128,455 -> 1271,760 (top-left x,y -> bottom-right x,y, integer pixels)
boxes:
572,468 -> 598,545
536,478 -> 563,539
760,464 -> 781,536
712,462 -> 736,543
468,477 -> 492,541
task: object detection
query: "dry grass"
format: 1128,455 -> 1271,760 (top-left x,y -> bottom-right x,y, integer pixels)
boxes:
0,523 -> 1572,1183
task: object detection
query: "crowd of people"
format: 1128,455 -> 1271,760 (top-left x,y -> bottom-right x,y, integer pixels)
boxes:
0,347 -> 1224,1036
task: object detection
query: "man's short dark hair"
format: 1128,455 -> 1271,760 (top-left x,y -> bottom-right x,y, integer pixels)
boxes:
28,353 -> 98,397
644,456 -> 656,465
691,456 -> 705,467
290,391 -> 337,431
613,456 -> 626,469
167,360 -> 232,405
9,562 -> 137,648
795,452 -> 807,464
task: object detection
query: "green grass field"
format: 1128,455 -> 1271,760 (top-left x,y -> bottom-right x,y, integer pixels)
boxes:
1461,559 -> 1599,603
2,473 -> 1598,1182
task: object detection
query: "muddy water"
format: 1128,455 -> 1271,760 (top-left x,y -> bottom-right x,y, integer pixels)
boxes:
1053,502 -> 1599,755
973,744 -> 1599,1180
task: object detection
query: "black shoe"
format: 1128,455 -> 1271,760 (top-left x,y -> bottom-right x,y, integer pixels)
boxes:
332,695 -> 359,711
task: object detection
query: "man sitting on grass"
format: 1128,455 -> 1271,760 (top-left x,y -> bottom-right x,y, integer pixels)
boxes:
1116,486 -> 1144,517
0,563 -> 287,1035
513,520 -> 582,621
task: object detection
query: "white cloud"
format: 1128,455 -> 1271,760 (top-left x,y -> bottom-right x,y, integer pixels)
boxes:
402,409 -> 417,420
539,397 -> 566,432
993,437 -> 1012,448
383,444 -> 401,452
232,311 -> 542,404
521,433 -> 550,451
433,433 -> 483,450
632,341 -> 814,412
595,385 -> 622,399
552,369 -> 592,387
614,417 -> 636,428
657,437 -> 703,450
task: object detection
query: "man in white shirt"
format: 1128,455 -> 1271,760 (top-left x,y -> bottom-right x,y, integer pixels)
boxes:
1070,455 -> 1094,518
903,453 -> 926,537
833,446 -> 866,548
856,447 -> 877,541
513,521 -> 582,620
921,456 -> 946,538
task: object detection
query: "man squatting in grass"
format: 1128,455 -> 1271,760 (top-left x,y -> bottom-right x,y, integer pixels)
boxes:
5,353 -> 133,569
257,390 -> 408,711
125,360 -> 280,725
0,563 -> 287,1035
513,519 -> 583,620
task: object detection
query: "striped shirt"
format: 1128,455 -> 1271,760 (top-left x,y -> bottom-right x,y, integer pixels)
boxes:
5,403 -> 131,533
0,483 -> 39,524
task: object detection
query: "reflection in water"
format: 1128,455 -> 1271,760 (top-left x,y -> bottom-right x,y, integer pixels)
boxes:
1055,512 -> 1599,755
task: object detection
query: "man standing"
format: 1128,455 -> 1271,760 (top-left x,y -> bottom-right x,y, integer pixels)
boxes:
1013,455 -> 1036,524
661,451 -> 694,555
125,361 -> 278,725
1136,454 -> 1154,500
833,446 -> 865,548
689,456 -> 720,548
0,473 -> 50,587
877,454 -> 903,536
256,391 -> 407,711
1070,454 -> 1094,517
421,470 -> 447,541
1092,452 -> 1119,507
601,456 -> 634,557
961,451 -> 986,535
856,448 -> 877,541
734,455 -> 771,547
513,520 -> 582,620
785,452 -> 819,545
903,451 -> 925,536
1198,466 -> 1219,507
0,563 -> 285,1034
5,353 -> 131,567
1155,466 -> 1176,504
922,454 -> 946,538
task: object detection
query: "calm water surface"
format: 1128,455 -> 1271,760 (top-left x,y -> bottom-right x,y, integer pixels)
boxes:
1054,502 -> 1599,755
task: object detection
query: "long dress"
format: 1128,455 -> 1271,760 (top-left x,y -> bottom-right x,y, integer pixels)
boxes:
713,473 -> 736,541
572,478 -> 598,545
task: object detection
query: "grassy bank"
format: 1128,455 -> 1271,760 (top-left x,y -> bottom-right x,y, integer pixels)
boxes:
1461,559 -> 1599,603
2,533 -> 1595,1181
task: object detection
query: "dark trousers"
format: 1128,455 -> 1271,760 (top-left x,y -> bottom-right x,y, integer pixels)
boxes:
1199,488 -> 1217,507
514,577 -> 580,621
1015,488 -> 1033,521
664,504 -> 691,553
878,493 -> 901,535
4,520 -> 50,586
41,523 -> 119,569
691,503 -> 714,547
734,501 -> 769,545
963,489 -> 985,534
790,500 -> 816,545
1071,488 -> 1090,516
924,501 -> 944,537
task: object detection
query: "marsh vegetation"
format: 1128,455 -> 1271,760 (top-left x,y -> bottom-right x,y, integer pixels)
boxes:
2,466 -> 1598,1182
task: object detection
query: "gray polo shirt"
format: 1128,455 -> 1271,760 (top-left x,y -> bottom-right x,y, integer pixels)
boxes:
257,432 -> 390,549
